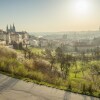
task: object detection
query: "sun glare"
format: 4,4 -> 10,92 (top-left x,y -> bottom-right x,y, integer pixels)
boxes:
73,0 -> 90,16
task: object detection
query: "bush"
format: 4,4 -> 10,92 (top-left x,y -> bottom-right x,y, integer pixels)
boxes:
0,46 -> 17,59
82,83 -> 86,93
0,61 -> 6,71
23,59 -> 34,70
67,81 -> 72,91
34,59 -> 51,73
28,71 -> 44,82
53,78 -> 64,86
88,84 -> 93,94
14,65 -> 28,77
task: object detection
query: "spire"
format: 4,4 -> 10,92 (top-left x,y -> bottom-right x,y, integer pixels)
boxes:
6,25 -> 8,32
6,24 -> 16,32
13,23 -> 16,32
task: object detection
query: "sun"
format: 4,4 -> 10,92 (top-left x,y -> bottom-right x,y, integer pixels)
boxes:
73,0 -> 90,16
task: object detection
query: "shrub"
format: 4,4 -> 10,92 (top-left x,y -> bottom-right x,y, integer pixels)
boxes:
34,59 -> 51,73
82,83 -> 86,93
0,61 -> 6,71
0,46 -> 17,59
23,59 -> 34,70
67,81 -> 72,91
88,84 -> 93,94
28,71 -> 44,82
14,65 -> 28,77
53,78 -> 63,86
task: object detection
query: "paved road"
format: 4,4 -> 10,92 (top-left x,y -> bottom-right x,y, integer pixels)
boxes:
0,74 -> 99,100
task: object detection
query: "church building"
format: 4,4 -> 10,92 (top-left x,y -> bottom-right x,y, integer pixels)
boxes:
6,24 -> 16,33
6,24 -> 29,45
0,24 -> 29,47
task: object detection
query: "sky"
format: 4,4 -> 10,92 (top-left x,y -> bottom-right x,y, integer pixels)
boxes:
0,0 -> 100,32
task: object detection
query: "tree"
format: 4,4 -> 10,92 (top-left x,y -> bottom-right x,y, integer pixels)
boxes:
13,42 -> 19,49
44,49 -> 52,58
55,47 -> 64,62
60,55 -> 73,79
89,62 -> 100,81
64,61 -> 71,79
23,48 -> 27,58
19,42 -> 23,50
44,49 -> 55,70
73,62 -> 79,78
94,47 -> 100,60
50,56 -> 55,70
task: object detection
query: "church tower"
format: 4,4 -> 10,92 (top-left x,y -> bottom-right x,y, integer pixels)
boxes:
10,25 -> 12,32
13,23 -> 16,32
6,24 -> 16,33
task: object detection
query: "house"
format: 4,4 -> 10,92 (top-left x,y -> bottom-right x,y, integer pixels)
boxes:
0,30 -> 6,41
29,39 -> 39,47
38,37 -> 48,47
11,33 -> 22,44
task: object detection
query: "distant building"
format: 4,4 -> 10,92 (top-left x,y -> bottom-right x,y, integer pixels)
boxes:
38,37 -> 48,47
62,34 -> 67,40
92,37 -> 100,46
0,24 -> 29,48
6,24 -> 29,45
0,30 -> 6,41
0,30 -> 7,45
6,24 -> 16,33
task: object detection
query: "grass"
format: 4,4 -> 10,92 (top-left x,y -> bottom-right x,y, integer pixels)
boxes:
30,47 -> 44,56
0,46 -> 100,98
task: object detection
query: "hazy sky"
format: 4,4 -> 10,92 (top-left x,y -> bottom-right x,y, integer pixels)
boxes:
0,0 -> 100,32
